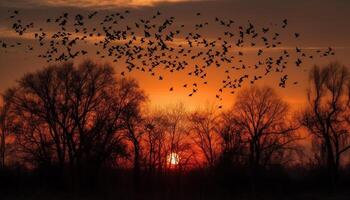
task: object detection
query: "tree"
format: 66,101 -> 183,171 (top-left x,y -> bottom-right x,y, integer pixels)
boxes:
300,62 -> 350,187
3,60 -> 145,183
143,111 -> 167,173
120,78 -> 147,183
188,106 -> 220,168
163,103 -> 193,170
217,111 -> 246,168
232,86 -> 298,189
0,102 -> 13,168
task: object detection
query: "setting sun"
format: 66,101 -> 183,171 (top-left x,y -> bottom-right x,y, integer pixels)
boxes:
0,0 -> 349,199
167,153 -> 180,166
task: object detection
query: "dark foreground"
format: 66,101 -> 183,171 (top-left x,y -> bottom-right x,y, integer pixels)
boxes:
1,167 -> 350,200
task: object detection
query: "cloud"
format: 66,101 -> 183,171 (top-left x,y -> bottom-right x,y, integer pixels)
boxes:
0,0 -> 207,8
1,26 -> 343,53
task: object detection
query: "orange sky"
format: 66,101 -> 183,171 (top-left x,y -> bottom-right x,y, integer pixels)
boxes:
0,0 -> 349,111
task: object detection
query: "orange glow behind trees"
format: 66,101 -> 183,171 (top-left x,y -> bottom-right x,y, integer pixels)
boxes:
167,152 -> 180,166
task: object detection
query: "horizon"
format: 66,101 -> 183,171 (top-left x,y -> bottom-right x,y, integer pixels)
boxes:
1,1 -> 350,199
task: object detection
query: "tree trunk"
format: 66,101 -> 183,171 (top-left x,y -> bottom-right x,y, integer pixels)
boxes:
1,129 -> 5,168
249,141 -> 256,194
324,136 -> 337,190
133,141 -> 141,188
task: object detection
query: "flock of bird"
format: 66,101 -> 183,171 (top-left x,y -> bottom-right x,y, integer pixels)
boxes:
1,10 -> 336,108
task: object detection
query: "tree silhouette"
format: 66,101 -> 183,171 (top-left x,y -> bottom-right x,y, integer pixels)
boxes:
157,103 -> 193,171
2,58 -> 350,198
300,62 -> 350,188
121,80 -> 147,184
231,86 -> 298,190
217,111 -> 246,169
143,111 -> 168,173
0,102 -> 13,168
3,60 -> 146,184
188,106 -> 220,168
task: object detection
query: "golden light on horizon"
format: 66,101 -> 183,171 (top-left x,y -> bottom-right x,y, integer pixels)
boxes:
167,152 -> 179,166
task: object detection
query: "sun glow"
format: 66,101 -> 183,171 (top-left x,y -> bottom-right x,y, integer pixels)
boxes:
42,0 -> 201,8
167,152 -> 179,166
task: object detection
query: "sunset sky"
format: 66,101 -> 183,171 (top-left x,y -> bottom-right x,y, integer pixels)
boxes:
0,0 -> 349,111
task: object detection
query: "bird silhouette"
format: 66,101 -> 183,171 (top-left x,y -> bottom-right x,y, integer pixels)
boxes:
2,9 -> 336,107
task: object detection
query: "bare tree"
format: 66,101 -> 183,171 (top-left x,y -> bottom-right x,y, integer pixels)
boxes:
4,63 -> 72,169
162,103 -> 193,171
120,79 -> 147,182
188,106 -> 220,168
300,62 -> 350,186
4,60 -> 145,182
217,111 -> 246,168
0,101 -> 13,168
232,86 -> 298,188
143,111 -> 167,173
346,73 -> 350,120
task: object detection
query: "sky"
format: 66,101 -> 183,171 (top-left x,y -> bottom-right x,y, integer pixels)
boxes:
0,0 -> 349,111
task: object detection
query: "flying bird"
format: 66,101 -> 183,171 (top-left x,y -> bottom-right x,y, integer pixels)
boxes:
2,9 -> 335,106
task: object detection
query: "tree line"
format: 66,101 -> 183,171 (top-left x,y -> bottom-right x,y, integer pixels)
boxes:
0,60 -> 350,191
